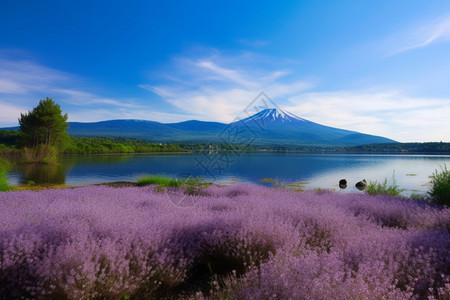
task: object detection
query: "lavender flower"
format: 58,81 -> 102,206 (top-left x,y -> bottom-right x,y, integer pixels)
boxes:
0,184 -> 449,299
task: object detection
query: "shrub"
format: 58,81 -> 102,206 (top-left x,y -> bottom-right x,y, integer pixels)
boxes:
21,144 -> 59,164
428,165 -> 450,206
183,177 -> 210,196
366,176 -> 404,197
0,157 -> 13,192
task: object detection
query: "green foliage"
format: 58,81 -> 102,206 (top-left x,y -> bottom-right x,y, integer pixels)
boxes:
409,193 -> 426,201
63,137 -> 186,154
0,130 -> 21,146
365,176 -> 405,196
136,175 -> 210,195
0,130 -> 20,154
183,177 -> 211,195
0,132 -> 187,155
0,157 -> 13,192
18,98 -> 68,163
428,165 -> 450,206
21,144 -> 59,164
137,176 -> 182,187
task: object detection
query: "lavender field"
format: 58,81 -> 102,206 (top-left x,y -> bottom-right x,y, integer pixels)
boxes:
1,184 -> 449,299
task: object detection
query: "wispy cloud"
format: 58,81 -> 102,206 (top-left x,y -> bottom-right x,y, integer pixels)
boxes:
0,58 -> 67,95
196,60 -> 259,88
0,101 -> 27,126
2,48 -> 449,142
386,14 -> 450,55
142,50 -> 450,142
285,90 -> 450,142
142,50 -> 314,122
0,52 -> 161,125
68,108 -> 189,123
51,88 -> 141,109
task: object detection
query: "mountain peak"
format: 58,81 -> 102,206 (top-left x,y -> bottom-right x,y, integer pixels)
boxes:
242,107 -> 306,124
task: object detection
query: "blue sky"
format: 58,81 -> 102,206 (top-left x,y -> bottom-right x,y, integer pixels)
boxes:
1,1 -> 450,142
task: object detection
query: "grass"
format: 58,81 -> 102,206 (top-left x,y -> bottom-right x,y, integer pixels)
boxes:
428,165 -> 450,206
136,175 -> 211,195
137,176 -> 182,187
258,178 -> 277,183
0,157 -> 13,192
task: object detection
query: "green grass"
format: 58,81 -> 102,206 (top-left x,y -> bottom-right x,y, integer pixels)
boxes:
365,176 -> 405,197
136,175 -> 210,195
428,165 -> 450,206
0,157 -> 13,192
137,176 -> 182,187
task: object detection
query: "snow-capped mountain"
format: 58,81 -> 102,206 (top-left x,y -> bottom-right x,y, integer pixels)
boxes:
241,108 -> 307,124
1,107 -> 397,146
230,108 -> 396,145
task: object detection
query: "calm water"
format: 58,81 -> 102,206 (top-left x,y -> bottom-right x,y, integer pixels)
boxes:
5,152 -> 450,196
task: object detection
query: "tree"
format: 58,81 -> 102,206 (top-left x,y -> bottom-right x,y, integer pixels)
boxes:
19,97 -> 68,163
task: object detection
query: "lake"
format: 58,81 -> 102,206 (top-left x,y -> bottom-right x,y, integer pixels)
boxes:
5,152 -> 450,196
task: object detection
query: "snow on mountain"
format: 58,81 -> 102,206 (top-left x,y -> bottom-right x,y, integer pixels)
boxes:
241,108 -> 307,124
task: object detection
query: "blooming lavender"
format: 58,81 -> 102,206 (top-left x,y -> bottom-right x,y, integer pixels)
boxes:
0,184 -> 449,299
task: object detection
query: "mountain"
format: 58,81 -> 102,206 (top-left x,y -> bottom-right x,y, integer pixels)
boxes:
231,108 -> 396,146
67,119 -> 227,142
0,108 -> 396,146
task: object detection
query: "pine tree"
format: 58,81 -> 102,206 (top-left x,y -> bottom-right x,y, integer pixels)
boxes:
19,97 -> 68,163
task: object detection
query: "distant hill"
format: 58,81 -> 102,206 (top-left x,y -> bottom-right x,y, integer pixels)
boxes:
0,108 -> 396,146
345,142 -> 450,153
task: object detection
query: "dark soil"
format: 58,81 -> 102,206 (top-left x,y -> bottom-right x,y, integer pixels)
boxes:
95,181 -> 138,188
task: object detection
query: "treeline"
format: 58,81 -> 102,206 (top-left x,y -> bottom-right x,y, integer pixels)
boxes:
0,130 -> 186,154
345,142 -> 450,153
63,137 -> 186,154
177,143 -> 257,152
0,130 -> 20,153
3,129 -> 450,154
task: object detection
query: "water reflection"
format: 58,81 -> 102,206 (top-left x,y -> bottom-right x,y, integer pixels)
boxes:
18,162 -> 67,184
4,153 -> 450,195
7,154 -> 135,185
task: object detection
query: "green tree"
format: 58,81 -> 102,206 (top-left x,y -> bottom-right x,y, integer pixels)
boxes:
19,97 -> 68,163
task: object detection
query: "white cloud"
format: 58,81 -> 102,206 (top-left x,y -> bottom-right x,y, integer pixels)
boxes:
166,88 -> 259,122
0,58 -> 67,95
143,50 -> 313,122
52,89 -> 142,109
386,15 -> 450,55
285,90 -> 450,142
68,108 -> 189,124
0,79 -> 28,94
143,51 -> 450,142
196,60 -> 258,88
0,53 -> 172,126
3,49 -> 448,143
0,101 -> 27,126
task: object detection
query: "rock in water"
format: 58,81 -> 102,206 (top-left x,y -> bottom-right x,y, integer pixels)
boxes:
355,179 -> 367,190
339,179 -> 347,189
